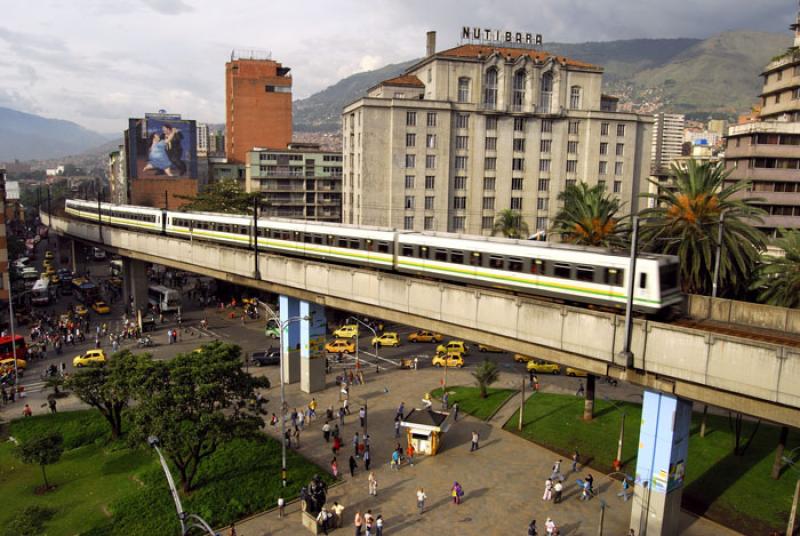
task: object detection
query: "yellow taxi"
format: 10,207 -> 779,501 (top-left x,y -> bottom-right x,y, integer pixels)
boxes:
45,265 -> 56,275
332,325 -> 359,339
325,339 -> 355,354
432,352 -> 465,368
371,332 -> 400,348
0,357 -> 27,370
92,301 -> 111,314
44,251 -> 54,260
49,273 -> 61,285
43,259 -> 53,269
565,367 -> 588,377
73,349 -> 107,367
408,330 -> 443,343
74,304 -> 89,317
527,360 -> 561,374
478,344 -> 502,353
513,354 -> 534,363
436,340 -> 468,356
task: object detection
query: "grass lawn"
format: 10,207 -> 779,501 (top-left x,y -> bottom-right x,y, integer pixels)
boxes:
431,385 -> 517,420
504,392 -> 800,535
0,411 -> 331,535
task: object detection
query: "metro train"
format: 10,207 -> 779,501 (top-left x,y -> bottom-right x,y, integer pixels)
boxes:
65,199 -> 684,314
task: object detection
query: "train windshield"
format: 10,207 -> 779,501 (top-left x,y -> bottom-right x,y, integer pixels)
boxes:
660,264 -> 679,291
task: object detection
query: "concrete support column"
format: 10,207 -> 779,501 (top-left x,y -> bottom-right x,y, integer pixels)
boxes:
123,258 -> 149,316
629,390 -> 692,536
299,300 -> 327,394
70,240 -> 78,274
279,295 -> 300,385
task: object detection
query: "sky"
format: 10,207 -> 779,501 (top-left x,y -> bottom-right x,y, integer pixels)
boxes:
0,0 -> 793,133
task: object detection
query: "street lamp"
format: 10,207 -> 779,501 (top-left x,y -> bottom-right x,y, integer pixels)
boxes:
346,316 -> 380,374
147,436 -> 215,536
781,446 -> 800,536
256,299 -> 309,487
617,215 -> 640,369
603,395 -> 627,470
711,211 -> 725,299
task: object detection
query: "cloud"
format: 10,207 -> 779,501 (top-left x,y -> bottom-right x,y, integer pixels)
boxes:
140,0 -> 194,15
0,88 -> 41,114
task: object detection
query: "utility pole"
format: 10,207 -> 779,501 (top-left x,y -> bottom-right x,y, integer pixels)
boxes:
711,211 -> 724,299
618,215 -> 639,369
518,373 -> 525,431
253,197 -> 260,278
164,190 -> 169,211
789,478 -> 800,536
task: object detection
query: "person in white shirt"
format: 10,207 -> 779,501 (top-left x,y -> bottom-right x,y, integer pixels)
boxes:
416,487 -> 427,514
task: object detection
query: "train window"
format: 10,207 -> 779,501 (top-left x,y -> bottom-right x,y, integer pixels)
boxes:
489,256 -> 505,269
281,231 -> 292,240
419,246 -> 429,259
508,258 -> 524,272
660,265 -> 678,291
304,234 -> 313,243
639,273 -> 647,289
553,263 -> 572,279
451,251 -> 464,264
338,238 -> 348,248
576,266 -> 595,282
470,252 -> 482,266
402,245 -> 414,257
434,249 -> 448,262
313,235 -> 323,245
377,242 -> 389,253
366,240 -> 374,251
350,239 -> 361,249
531,259 -> 543,274
603,268 -> 623,286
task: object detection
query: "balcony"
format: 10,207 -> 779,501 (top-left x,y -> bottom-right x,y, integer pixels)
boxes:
479,102 -> 506,113
260,182 -> 305,191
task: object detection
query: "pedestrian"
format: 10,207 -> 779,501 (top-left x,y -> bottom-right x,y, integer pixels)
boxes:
406,443 -> 415,466
442,391 -> 449,410
364,511 -> 374,536
391,448 -> 400,471
554,480 -> 563,503
309,397 -> 317,419
572,449 -> 579,472
229,522 -> 237,536
470,430 -> 480,451
292,428 -> 300,448
22,403 -> 32,417
316,506 -> 331,535
413,356 -> 418,370
359,406 -> 366,428
396,401 -> 405,420
331,457 -> 339,478
339,406 -> 346,426
278,496 -> 285,518
545,517 -> 557,536
394,416 -> 401,438
451,481 -> 464,505
452,401 -> 459,421
576,381 -> 584,397
618,478 -> 631,502
343,397 -> 350,415
528,519 -> 538,536
354,511 -> 363,536
543,477 -> 553,501
48,398 -> 57,414
368,471 -> 378,496
353,432 -> 360,456
298,410 -> 305,431
332,502 -> 344,528
349,454 -> 357,477
551,459 -> 562,480
291,408 -> 298,429
332,435 -> 342,455
323,421 -> 331,442
533,374 -> 540,392
375,514 -> 383,536
270,413 -> 278,426
416,487 -> 427,514
364,447 -> 371,471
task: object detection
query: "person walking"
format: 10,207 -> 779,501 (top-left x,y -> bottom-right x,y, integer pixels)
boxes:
406,442 -> 415,466
353,432 -> 360,457
363,447 -> 371,471
618,478 -> 631,502
528,519 -> 538,536
368,471 -> 378,496
339,406 -> 346,426
375,514 -> 383,536
391,448 -> 400,470
575,381 -> 584,397
542,477 -> 553,501
332,435 -> 342,455
316,506 -> 331,535
451,481 -> 464,505
394,416 -> 401,438
308,397 -> 317,419
551,459 -> 562,480
359,406 -> 366,428
545,517 -> 557,536
297,410 -> 305,431
396,401 -> 405,420
349,454 -> 357,477
332,502 -> 344,528
354,511 -> 363,536
277,497 -> 285,518
364,511 -> 374,536
442,391 -> 449,410
229,522 -> 237,536
554,480 -> 563,503
452,402 -> 459,421
470,430 -> 480,451
331,457 -> 339,478
416,487 -> 427,514
323,421 -> 331,442
571,449 -> 579,472
48,397 -> 57,414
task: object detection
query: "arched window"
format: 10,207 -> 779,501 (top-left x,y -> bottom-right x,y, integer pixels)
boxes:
458,77 -> 471,103
570,86 -> 582,109
483,67 -> 498,108
512,70 -> 526,109
539,72 -> 553,113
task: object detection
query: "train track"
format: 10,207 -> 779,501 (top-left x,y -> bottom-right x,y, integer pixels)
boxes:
673,318 -> 800,348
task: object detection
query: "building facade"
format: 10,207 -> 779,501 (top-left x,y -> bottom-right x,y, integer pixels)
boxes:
245,143 -> 342,221
342,33 -> 653,235
0,169 -> 9,329
651,112 -> 685,173
225,51 -> 292,163
723,10 -> 800,235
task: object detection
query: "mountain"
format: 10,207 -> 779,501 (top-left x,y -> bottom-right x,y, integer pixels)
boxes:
0,107 -> 114,162
293,31 -> 792,131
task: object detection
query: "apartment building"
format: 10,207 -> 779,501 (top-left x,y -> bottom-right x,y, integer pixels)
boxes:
651,112 -> 685,173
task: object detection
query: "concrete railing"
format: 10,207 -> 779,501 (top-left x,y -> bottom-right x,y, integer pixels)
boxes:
45,213 -> 800,424
687,294 -> 800,336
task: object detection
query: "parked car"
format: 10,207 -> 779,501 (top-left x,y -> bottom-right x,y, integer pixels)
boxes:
408,330 -> 443,343
252,349 -> 280,367
527,360 -> 561,374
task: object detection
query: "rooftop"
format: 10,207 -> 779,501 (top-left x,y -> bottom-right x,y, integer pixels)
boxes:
403,408 -> 448,428
378,74 -> 425,88
432,44 -> 600,70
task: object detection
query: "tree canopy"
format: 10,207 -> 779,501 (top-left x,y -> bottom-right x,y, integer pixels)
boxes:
17,431 -> 64,490
751,230 -> 800,308
493,209 -> 529,239
177,179 -> 258,214
472,359 -> 499,399
551,182 -> 629,249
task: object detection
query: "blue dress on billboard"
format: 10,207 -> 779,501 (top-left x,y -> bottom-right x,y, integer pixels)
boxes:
148,139 -> 173,171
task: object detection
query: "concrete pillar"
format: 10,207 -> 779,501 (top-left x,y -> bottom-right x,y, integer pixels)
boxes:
279,295 -> 300,385
123,258 -> 149,315
300,300 -> 327,393
70,240 -> 78,274
629,390 -> 693,536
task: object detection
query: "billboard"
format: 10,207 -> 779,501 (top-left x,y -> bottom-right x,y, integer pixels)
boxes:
127,114 -> 198,180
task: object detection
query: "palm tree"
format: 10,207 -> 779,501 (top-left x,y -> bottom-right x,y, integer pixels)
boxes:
472,359 -> 499,399
493,209 -> 529,239
639,160 -> 766,296
550,182 -> 628,248
751,230 -> 800,308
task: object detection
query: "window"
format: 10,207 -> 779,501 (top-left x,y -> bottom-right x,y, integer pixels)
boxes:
613,180 -> 622,193
404,216 -> 414,230
427,69 -> 432,83
537,197 -> 549,210
426,134 -> 436,149
454,176 -> 467,189
485,157 -> 497,170
617,124 -> 626,137
553,263 -> 571,279
406,133 -> 416,147
598,180 -> 606,190
514,117 -> 526,132
456,136 -> 469,150
536,217 -> 548,230
425,175 -> 435,189
568,141 -> 578,154
453,216 -> 465,231
456,113 -> 469,129
540,139 -> 552,153
639,273 -> 648,289
539,72 -> 553,112
514,138 -> 526,152
570,86 -> 582,109
541,119 -> 553,133
483,197 -> 495,210
406,111 -> 416,126
539,159 -> 551,172
405,154 -> 416,168
484,67 -> 498,106
600,142 -> 608,155
483,177 -> 496,190
511,177 -> 523,190
566,160 -> 577,173
458,77 -> 471,103
565,179 -> 576,188
512,70 -> 526,108
455,156 -> 468,170
538,178 -> 550,191
511,197 -> 522,210
425,196 -> 434,210
424,216 -> 434,230
486,116 -> 497,130
616,143 -> 624,157
794,88 -> 800,100
568,121 -> 580,135
427,112 -> 437,127
405,195 -> 415,209
601,122 -> 609,136
485,137 -> 497,151
778,70 -> 783,82
482,216 -> 494,229
776,93 -> 781,104
512,158 -> 525,171
614,162 -> 623,176
404,175 -> 415,189
426,155 -> 436,169
599,161 -> 608,175
576,265 -> 594,282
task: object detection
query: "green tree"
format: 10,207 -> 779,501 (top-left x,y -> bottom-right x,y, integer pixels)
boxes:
493,209 -> 529,239
551,182 -> 628,248
177,179 -> 258,214
16,431 -> 64,491
66,350 -> 150,439
751,229 -> 800,307
3,506 -> 56,536
128,341 -> 269,492
639,160 -> 766,295
472,359 -> 499,399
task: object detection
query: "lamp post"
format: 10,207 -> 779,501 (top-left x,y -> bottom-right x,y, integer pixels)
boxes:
346,316 -> 380,374
781,446 -> 800,536
617,215 -> 639,369
256,299 -> 308,487
711,211 -> 725,299
603,396 -> 627,469
147,436 -> 215,536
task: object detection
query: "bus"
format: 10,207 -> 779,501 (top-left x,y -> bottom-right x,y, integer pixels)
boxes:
0,335 -> 26,362
31,279 -> 50,305
72,278 -> 99,304
21,268 -> 39,289
148,285 -> 182,313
